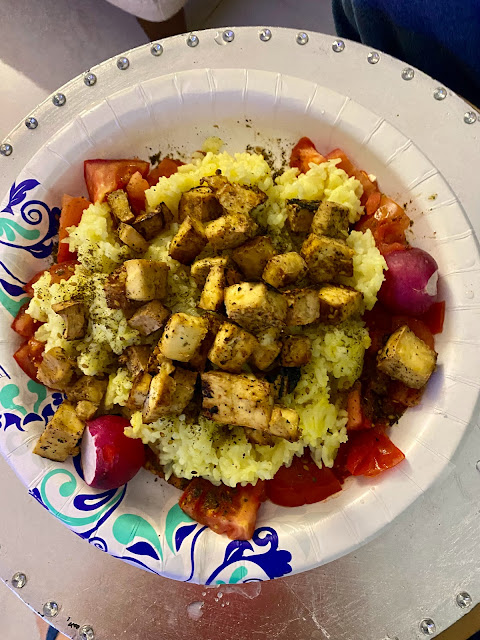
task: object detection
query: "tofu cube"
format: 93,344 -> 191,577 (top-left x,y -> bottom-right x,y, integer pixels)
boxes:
311,201 -> 350,239
208,322 -> 258,372
37,347 -> 74,391
201,371 -> 274,430
127,300 -> 170,335
249,328 -> 282,370
262,252 -> 307,289
107,189 -> 134,223
178,186 -> 223,223
188,314 -> 222,373
124,259 -> 169,301
198,264 -> 225,312
118,345 -> 151,376
104,266 -> 129,312
127,372 -> 152,410
224,282 -> 287,332
118,223 -> 149,253
52,300 -> 87,340
159,313 -> 209,362
232,236 -> 276,280
133,203 -> 173,240
33,401 -> 85,461
66,376 -> 108,405
75,400 -> 98,421
169,216 -> 207,264
286,199 -> 319,233
377,325 -> 437,389
268,405 -> 300,441
205,213 -> 258,250
318,285 -> 364,323
190,256 -> 229,288
202,175 -> 267,215
301,234 -> 354,283
281,335 -> 312,367
142,363 -> 176,423
284,288 -> 320,326
169,368 -> 198,415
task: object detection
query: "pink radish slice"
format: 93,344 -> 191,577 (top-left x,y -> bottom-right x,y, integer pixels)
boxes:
81,415 -> 145,490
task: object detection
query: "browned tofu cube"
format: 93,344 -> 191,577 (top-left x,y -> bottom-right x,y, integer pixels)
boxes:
118,223 -> 149,253
284,288 -> 320,326
200,173 -> 229,192
52,300 -> 87,340
268,405 -> 300,441
159,313 -> 209,362
224,282 -> 287,332
178,186 -> 223,223
142,363 -> 176,423
286,199 -> 319,233
205,213 -> 258,250
198,265 -> 225,312
201,371 -> 274,430
66,376 -> 108,405
37,347 -> 74,391
281,335 -> 312,367
75,400 -> 97,421
127,300 -> 170,335
249,328 -> 282,370
301,234 -> 354,283
124,259 -> 169,301
232,236 -> 276,280
208,322 -> 258,372
33,401 -> 85,461
133,203 -> 173,240
119,345 -> 151,376
318,284 -> 363,323
311,201 -> 350,239
169,368 -> 198,415
188,314 -> 222,372
107,189 -> 134,223
377,325 -> 437,389
201,175 -> 267,215
127,371 -> 153,409
169,216 -> 207,264
190,256 -> 229,288
104,266 -> 130,312
262,252 -> 307,289
225,267 -> 243,286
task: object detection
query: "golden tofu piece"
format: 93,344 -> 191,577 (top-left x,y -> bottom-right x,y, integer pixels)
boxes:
159,313 -> 209,362
201,175 -> 267,215
133,203 -> 173,240
249,328 -> 282,370
178,186 -> 223,223
190,256 -> 230,288
318,284 -> 363,323
104,266 -> 130,312
200,173 -> 229,192
75,400 -> 97,421
169,216 -> 207,264
224,282 -> 287,332
142,363 -> 176,423
301,234 -> 354,283
262,252 -> 308,289
52,300 -> 87,340
118,223 -> 149,253
33,401 -> 85,462
284,288 -> 320,326
169,368 -> 198,415
107,189 -> 134,223
198,264 -> 225,312
208,322 -> 258,372
119,345 -> 151,376
37,347 -> 74,391
377,325 -> 437,389
188,314 -> 222,373
205,213 -> 258,250
286,199 -> 319,233
127,300 -> 170,336
311,201 -> 350,239
232,236 -> 276,280
268,405 -> 300,441
127,371 -> 153,410
201,371 -> 274,430
281,335 -> 312,367
124,259 -> 169,301
225,267 -> 243,286
66,376 -> 108,405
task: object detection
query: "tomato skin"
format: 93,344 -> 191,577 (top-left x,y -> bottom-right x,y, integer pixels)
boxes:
84,159 -> 149,204
24,260 -> 78,297
126,171 -> 149,215
346,382 -> 373,430
419,301 -> 445,335
390,381 -> 424,407
147,158 -> 184,186
346,430 -> 405,477
266,452 -> 342,507
57,195 -> 91,263
391,316 -> 435,350
11,302 -> 41,339
365,191 -> 381,215
290,137 -> 327,173
179,478 -> 266,540
356,195 -> 410,254
13,337 -> 45,382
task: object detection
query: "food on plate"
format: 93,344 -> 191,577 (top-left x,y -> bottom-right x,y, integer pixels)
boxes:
12,136 -> 443,541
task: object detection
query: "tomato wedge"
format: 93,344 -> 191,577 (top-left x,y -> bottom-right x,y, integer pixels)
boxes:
179,478 -> 266,540
419,300 -> 445,335
266,452 -> 342,507
346,382 -> 373,430
346,430 -> 405,477
11,302 -> 41,339
25,261 -> 78,297
126,171 -> 149,215
13,337 -> 45,382
57,195 -> 91,263
147,158 -> 184,187
84,159 -> 150,204
289,137 -> 327,173
356,194 -> 410,254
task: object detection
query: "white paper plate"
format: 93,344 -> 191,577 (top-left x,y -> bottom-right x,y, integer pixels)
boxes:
0,28 -> 479,585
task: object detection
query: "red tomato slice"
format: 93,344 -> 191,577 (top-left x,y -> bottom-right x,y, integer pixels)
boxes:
84,159 -> 150,204
391,316 -> 435,350
346,382 -> 373,430
13,338 -> 45,382
147,158 -> 184,186
179,478 -> 266,540
365,191 -> 381,216
57,195 -> 91,263
11,302 -> 41,339
25,261 -> 78,297
126,171 -> 150,215
346,430 -> 405,477
390,381 -> 424,407
419,301 -> 445,335
266,452 -> 342,507
326,149 -> 378,205
290,137 -> 327,173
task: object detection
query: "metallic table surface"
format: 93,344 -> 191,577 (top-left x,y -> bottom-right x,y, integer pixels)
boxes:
1,27 -> 479,640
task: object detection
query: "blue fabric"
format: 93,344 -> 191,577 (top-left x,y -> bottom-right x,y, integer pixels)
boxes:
46,626 -> 59,640
332,0 -> 480,105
